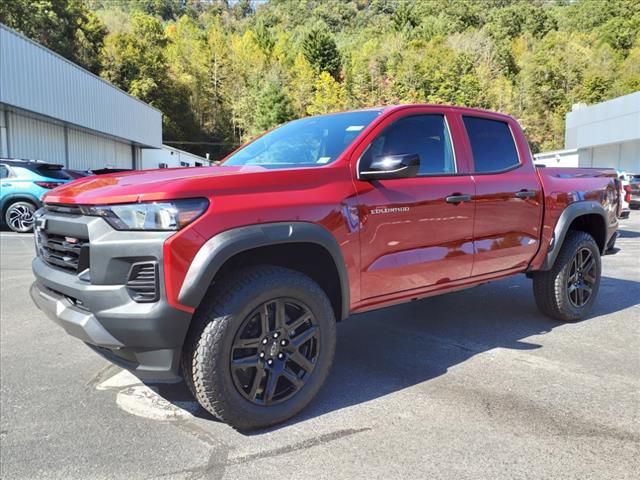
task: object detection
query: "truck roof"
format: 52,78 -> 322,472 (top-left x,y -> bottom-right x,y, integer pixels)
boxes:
327,104 -> 516,123
380,104 -> 516,119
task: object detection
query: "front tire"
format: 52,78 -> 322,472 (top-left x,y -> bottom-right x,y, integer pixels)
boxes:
5,201 -> 36,233
182,266 -> 336,430
533,231 -> 601,322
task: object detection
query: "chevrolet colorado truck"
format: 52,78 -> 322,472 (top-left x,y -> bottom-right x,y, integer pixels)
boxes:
30,105 -> 620,430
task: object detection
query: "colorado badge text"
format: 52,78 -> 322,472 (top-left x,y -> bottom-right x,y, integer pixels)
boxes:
370,206 -> 410,215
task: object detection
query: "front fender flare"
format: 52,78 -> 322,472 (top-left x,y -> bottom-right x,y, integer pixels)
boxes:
178,222 -> 350,320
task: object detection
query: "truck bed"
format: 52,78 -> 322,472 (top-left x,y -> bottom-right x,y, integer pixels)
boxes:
529,165 -> 620,271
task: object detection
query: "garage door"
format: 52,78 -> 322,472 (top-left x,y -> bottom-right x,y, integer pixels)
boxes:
7,112 -> 65,164
67,128 -> 133,170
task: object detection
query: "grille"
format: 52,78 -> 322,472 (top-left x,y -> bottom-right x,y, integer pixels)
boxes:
45,203 -> 83,215
38,231 -> 90,273
126,262 -> 159,303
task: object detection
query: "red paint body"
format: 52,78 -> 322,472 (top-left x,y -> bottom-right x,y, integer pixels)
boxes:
44,105 -> 620,315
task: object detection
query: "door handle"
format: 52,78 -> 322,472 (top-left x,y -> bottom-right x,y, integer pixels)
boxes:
515,189 -> 536,199
445,194 -> 472,204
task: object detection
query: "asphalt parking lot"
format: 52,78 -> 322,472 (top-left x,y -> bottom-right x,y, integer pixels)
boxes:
1,216 -> 639,480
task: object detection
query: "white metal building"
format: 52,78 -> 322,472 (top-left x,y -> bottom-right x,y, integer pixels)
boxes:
141,144 -> 208,169
0,24 -> 162,170
565,91 -> 640,173
533,148 -> 579,168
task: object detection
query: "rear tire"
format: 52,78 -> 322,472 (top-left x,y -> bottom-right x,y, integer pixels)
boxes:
4,201 -> 36,233
181,266 -> 336,430
533,231 -> 601,322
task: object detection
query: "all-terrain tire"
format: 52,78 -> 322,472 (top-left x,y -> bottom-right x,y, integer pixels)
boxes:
533,230 -> 601,322
181,265 -> 336,430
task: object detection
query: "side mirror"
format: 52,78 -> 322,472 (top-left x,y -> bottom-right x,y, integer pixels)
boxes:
359,153 -> 420,180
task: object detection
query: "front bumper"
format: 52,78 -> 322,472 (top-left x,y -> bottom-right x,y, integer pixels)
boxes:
30,210 -> 192,380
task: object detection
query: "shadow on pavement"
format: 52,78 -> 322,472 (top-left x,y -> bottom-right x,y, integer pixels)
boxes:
618,228 -> 640,239
149,274 -> 640,432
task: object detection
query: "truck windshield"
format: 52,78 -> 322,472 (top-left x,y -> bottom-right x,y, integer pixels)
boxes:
223,110 -> 381,168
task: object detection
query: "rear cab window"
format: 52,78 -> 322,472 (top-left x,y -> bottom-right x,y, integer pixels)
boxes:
463,116 -> 520,173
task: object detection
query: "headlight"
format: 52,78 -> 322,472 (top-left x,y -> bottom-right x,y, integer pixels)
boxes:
81,198 -> 209,231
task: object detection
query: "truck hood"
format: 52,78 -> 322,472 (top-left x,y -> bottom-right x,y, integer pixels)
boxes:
43,165 -> 271,205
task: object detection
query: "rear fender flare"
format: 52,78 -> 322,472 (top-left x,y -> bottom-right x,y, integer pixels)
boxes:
541,201 -> 607,271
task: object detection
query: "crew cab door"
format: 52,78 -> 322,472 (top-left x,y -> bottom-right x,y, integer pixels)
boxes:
351,107 -> 475,300
460,114 -> 543,276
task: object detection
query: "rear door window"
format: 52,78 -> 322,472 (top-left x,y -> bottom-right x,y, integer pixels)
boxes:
463,116 -> 520,173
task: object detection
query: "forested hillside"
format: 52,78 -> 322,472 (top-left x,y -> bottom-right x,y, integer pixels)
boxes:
2,0 -> 639,158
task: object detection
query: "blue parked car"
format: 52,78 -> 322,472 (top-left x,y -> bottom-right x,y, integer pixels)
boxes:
0,159 -> 82,233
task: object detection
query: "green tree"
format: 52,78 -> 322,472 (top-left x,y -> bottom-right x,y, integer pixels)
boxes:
253,78 -> 294,133
204,21 -> 234,146
581,74 -> 614,104
308,71 -> 346,115
101,14 -> 200,141
392,2 -> 418,33
254,17 -> 275,59
485,1 -> 556,40
599,16 -> 640,52
556,0 -> 637,32
9,0 -> 640,156
233,0 -> 253,20
137,0 -> 184,21
302,27 -> 341,79
289,53 -> 316,116
225,30 -> 268,141
614,41 -> 640,93
0,0 -> 107,73
166,16 -> 209,126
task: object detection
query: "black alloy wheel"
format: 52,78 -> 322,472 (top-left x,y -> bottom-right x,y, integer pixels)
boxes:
566,247 -> 597,308
231,298 -> 320,405
182,266 -> 336,430
532,230 -> 601,322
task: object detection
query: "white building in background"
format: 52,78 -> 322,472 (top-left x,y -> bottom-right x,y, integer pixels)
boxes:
564,91 -> 640,173
0,23 -> 162,170
141,144 -> 209,169
533,148 -> 578,168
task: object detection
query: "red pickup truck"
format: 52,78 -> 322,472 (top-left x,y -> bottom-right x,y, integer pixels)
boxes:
30,105 -> 620,429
